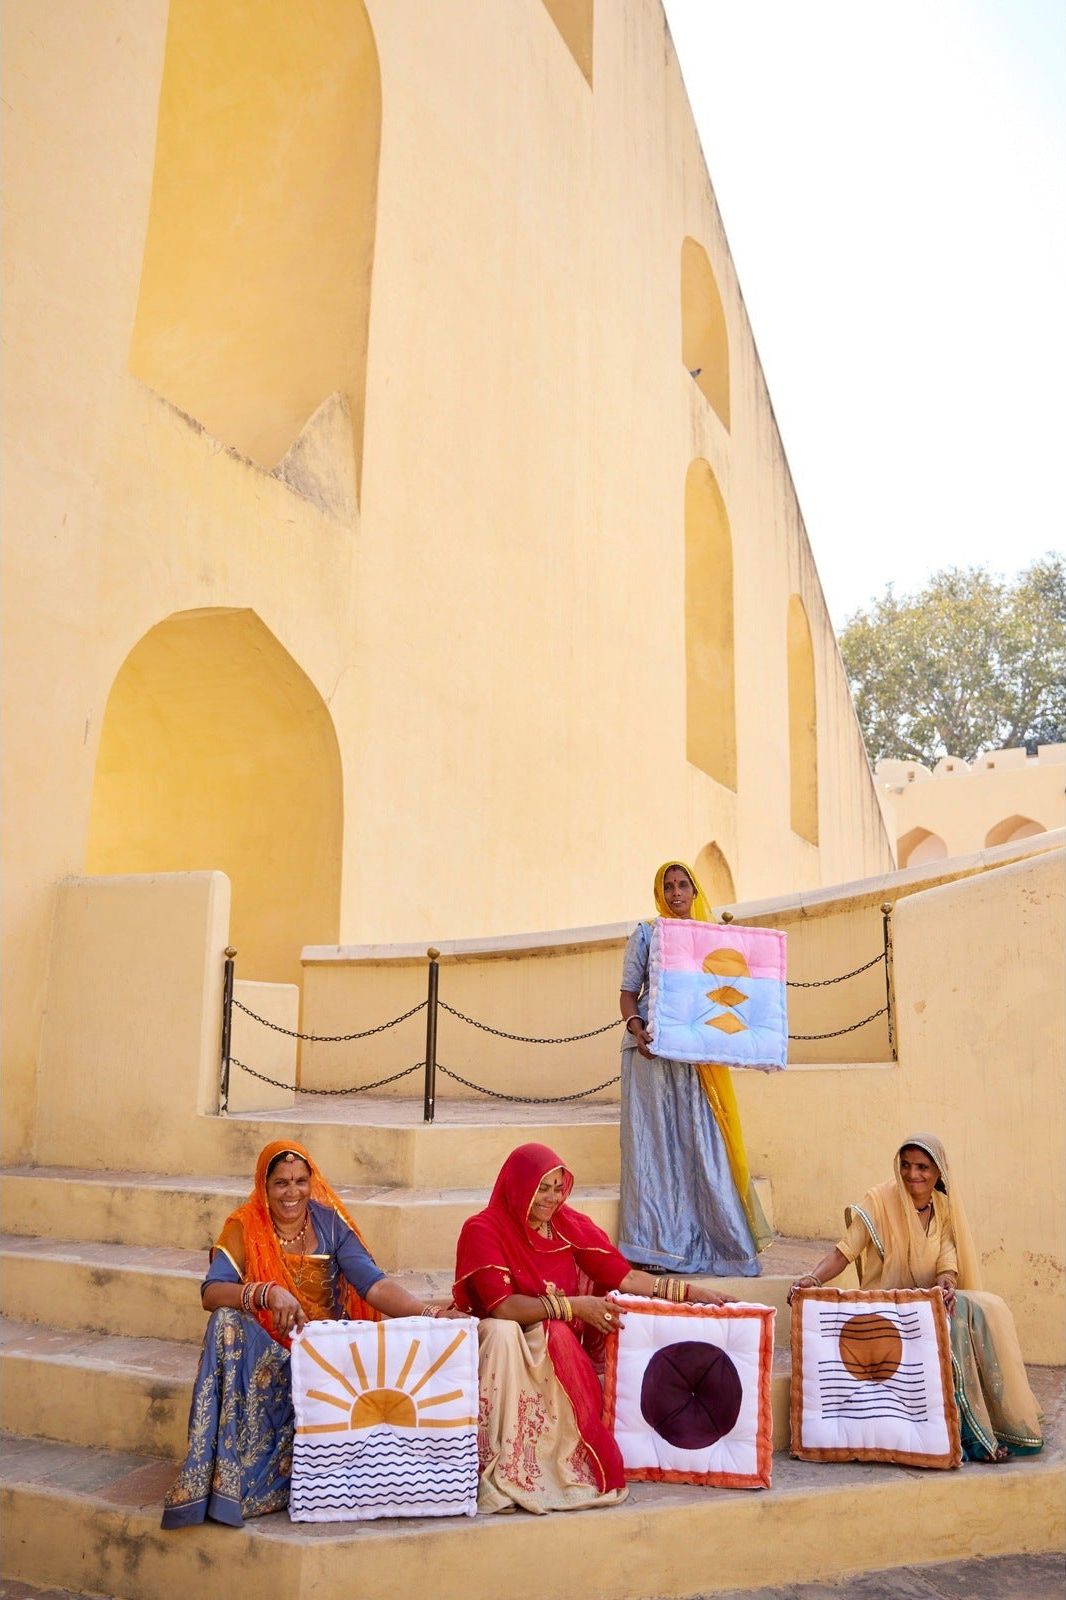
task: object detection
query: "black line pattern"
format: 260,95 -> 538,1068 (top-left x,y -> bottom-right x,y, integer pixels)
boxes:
290,1431 -> 479,1520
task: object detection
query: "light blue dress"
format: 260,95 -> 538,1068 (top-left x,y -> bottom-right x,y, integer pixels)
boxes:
618,922 -> 761,1276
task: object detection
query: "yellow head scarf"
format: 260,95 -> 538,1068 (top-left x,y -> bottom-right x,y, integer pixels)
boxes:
652,860 -> 718,924
648,859 -> 770,1253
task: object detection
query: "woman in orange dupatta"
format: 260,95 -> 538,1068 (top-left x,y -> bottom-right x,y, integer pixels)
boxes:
454,1143 -> 733,1513
162,1139 -> 452,1528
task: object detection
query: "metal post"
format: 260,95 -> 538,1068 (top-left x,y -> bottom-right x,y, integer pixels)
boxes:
423,948 -> 440,1123
880,903 -> 896,1060
220,946 -> 237,1114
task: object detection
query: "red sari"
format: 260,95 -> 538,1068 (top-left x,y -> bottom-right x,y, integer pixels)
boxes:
454,1143 -> 628,1495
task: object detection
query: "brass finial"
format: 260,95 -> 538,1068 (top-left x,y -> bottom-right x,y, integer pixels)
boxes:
720,911 -> 734,924
879,903 -> 892,916
224,946 -> 237,958
427,947 -> 441,961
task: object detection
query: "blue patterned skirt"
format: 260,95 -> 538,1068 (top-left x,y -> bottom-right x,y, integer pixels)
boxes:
161,1309 -> 294,1528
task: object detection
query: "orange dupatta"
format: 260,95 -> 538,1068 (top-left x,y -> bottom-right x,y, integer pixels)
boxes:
214,1139 -> 382,1347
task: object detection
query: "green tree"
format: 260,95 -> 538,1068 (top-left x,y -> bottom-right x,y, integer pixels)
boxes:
838,555 -> 1066,767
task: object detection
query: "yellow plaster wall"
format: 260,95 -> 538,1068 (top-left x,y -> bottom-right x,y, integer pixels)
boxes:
685,459 -> 737,789
2,0 -> 892,1161
129,0 -> 380,475
85,608 -> 343,984
734,846 -> 1065,1363
34,873 -> 229,1171
540,0 -> 595,86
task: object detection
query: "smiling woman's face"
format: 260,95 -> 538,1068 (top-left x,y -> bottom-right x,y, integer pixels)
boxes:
662,866 -> 695,917
898,1145 -> 940,1209
527,1167 -> 567,1229
266,1157 -> 312,1228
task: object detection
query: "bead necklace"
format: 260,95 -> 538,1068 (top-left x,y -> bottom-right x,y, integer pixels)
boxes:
272,1210 -> 313,1252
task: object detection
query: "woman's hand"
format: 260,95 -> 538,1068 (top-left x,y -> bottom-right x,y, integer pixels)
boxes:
684,1284 -> 736,1308
936,1275 -> 957,1316
625,1018 -> 655,1060
571,1296 -> 625,1334
267,1284 -> 307,1336
787,1274 -> 822,1306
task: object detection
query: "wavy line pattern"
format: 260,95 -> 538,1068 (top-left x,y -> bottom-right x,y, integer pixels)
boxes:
290,1428 -> 479,1522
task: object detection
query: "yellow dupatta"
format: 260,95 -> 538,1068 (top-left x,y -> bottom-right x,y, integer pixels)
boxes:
845,1135 -> 1041,1454
651,861 -> 771,1252
847,1133 -> 981,1291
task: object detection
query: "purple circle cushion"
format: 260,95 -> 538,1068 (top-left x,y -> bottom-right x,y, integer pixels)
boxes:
639,1340 -> 742,1450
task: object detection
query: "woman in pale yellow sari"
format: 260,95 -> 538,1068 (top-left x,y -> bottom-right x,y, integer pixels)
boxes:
789,1134 -> 1043,1462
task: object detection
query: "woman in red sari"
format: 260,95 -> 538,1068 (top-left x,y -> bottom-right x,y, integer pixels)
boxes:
454,1142 -> 733,1513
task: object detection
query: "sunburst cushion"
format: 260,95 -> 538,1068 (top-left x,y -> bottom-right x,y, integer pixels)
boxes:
289,1316 -> 480,1520
648,918 -> 788,1068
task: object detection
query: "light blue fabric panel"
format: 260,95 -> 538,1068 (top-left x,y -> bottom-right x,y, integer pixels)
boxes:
649,968 -> 786,1068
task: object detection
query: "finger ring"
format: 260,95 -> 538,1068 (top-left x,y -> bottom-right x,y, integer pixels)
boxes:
605,1312 -> 613,1323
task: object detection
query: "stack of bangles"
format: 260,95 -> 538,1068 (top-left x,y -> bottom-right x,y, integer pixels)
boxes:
240,1280 -> 276,1313
539,1290 -> 574,1322
420,1305 -> 444,1318
656,1276 -> 691,1303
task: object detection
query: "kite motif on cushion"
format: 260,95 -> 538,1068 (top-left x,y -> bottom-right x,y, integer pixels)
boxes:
790,1288 -> 961,1468
289,1316 -> 480,1521
647,918 -> 788,1069
603,1295 -> 775,1488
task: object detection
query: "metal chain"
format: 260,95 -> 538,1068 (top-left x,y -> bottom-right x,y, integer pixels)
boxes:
437,1000 -> 621,1044
788,1006 -> 888,1040
228,1057 -> 424,1094
231,997 -> 426,1043
437,1062 -> 621,1103
786,951 -> 885,988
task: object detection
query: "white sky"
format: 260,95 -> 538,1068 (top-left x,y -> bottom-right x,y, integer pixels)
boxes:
661,0 -> 1066,629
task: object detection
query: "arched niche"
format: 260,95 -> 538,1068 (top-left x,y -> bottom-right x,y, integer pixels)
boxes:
985,815 -> 1046,848
694,842 -> 736,909
130,0 -> 381,482
540,0 -> 594,84
86,609 -> 343,983
685,460 -> 737,789
681,237 -> 730,429
787,595 -> 819,844
898,827 -> 948,869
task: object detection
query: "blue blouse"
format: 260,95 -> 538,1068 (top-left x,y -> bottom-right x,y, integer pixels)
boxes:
619,921 -> 652,1050
204,1198 -> 385,1312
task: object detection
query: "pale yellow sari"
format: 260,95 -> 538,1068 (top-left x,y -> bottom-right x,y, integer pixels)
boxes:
838,1134 -> 1042,1459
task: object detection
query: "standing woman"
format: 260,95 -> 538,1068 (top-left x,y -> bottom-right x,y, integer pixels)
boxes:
618,860 -> 771,1276
162,1140 -> 453,1528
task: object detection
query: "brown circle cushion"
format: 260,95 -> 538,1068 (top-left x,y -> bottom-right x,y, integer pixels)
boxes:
639,1340 -> 743,1450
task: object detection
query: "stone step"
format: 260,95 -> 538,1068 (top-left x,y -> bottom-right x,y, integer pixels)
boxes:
58,1095 -> 627,1189
2,1379 -> 1063,1600
0,1166 -> 774,1268
0,1316 -> 793,1461
0,1236 -> 818,1347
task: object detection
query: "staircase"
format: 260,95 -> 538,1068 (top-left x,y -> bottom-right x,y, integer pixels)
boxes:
1,1095 -> 1063,1600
